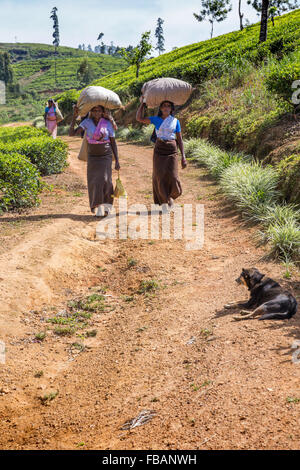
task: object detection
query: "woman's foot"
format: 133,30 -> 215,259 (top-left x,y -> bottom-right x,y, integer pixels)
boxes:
168,198 -> 174,209
95,206 -> 104,217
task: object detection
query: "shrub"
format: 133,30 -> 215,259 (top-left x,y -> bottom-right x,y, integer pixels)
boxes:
276,154 -> 300,204
265,50 -> 300,107
0,137 -> 68,176
54,89 -> 80,116
0,152 -> 41,211
0,125 -> 47,143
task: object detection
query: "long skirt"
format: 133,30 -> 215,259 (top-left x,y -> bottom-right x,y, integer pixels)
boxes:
46,119 -> 57,139
87,142 -> 114,212
152,139 -> 182,205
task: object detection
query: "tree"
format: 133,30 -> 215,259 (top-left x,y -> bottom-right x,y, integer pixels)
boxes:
247,0 -> 299,40
155,18 -> 165,55
238,0 -> 244,30
100,43 -> 106,54
0,52 -> 13,84
193,0 -> 232,38
78,44 -> 82,50
248,0 -> 299,15
77,59 -> 95,86
50,7 -> 60,86
87,44 -> 93,52
121,32 -> 152,78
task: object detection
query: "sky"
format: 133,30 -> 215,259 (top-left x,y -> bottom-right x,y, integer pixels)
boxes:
0,0 -> 262,53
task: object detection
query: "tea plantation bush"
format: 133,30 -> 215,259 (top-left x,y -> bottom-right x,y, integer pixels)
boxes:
0,125 -> 47,143
265,50 -> 300,106
0,137 -> 68,176
0,152 -> 41,211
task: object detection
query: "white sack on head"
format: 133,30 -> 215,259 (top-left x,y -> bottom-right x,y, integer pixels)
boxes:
142,77 -> 193,108
77,86 -> 122,116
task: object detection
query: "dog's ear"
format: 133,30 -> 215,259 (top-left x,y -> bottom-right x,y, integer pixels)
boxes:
242,268 -> 245,272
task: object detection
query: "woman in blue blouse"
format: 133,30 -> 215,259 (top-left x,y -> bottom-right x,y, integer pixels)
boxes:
136,98 -> 187,208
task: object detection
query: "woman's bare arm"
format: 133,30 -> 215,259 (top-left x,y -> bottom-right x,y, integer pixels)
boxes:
136,98 -> 151,125
69,105 -> 84,137
176,132 -> 187,169
110,137 -> 120,171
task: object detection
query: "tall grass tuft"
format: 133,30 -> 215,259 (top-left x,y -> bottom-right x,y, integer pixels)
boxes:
220,162 -> 280,216
185,137 -> 299,262
263,219 -> 300,261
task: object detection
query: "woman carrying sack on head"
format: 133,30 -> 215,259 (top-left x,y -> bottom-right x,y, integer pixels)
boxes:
136,98 -> 187,209
69,105 -> 120,217
44,98 -> 58,139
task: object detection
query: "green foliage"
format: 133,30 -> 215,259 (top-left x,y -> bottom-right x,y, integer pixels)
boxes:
186,137 -> 300,261
185,61 -> 288,154
0,125 -> 47,142
11,55 -> 125,95
121,31 -> 152,78
220,161 -> 280,215
0,51 -> 13,84
185,138 -> 247,179
0,136 -> 68,176
194,0 -> 232,39
116,125 -> 154,145
77,58 -> 95,87
0,152 -> 41,211
265,50 -> 300,106
276,154 -> 300,203
60,10 -> 300,104
54,89 -> 80,116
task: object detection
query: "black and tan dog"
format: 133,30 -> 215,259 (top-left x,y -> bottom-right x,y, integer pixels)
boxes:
224,268 -> 297,321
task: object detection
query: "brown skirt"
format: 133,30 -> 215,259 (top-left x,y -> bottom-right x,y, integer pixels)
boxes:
87,142 -> 113,211
152,139 -> 182,205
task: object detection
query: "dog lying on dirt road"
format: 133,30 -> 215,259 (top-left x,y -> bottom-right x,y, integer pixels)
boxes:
224,268 -> 297,321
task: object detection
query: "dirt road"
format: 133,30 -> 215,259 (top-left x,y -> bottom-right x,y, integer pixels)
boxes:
0,136 -> 299,450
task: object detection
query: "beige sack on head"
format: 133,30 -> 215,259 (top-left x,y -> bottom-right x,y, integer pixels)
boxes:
142,77 -> 193,108
77,86 -> 122,117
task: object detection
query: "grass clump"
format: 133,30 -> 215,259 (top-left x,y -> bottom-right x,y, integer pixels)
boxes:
86,329 -> 97,338
54,326 -> 76,336
39,390 -> 59,405
35,331 -> 46,341
138,279 -> 160,294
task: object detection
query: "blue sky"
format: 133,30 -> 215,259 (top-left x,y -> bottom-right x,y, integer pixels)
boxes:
0,0 -> 262,52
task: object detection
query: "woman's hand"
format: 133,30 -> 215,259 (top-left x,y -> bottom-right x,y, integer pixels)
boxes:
72,105 -> 79,118
181,156 -> 187,169
115,160 -> 120,171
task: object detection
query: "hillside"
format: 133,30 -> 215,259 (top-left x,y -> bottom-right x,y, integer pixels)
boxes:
12,55 -> 126,94
87,10 -> 300,100
0,42 -> 97,62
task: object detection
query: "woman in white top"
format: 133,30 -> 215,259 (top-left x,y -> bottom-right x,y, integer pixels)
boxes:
136,98 -> 187,208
